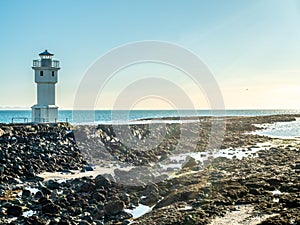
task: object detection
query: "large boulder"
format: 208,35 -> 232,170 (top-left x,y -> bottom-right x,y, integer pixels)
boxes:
94,175 -> 111,188
6,205 -> 23,217
104,200 -> 125,216
182,156 -> 197,170
45,179 -> 61,190
78,181 -> 97,193
140,183 -> 160,206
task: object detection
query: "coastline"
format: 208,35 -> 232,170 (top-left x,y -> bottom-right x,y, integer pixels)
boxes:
1,109 -> 300,124
0,114 -> 299,224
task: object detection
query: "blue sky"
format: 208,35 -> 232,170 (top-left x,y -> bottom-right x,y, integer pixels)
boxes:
0,0 -> 300,109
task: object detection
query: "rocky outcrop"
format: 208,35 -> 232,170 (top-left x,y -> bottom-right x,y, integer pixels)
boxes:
0,123 -> 87,183
0,115 -> 299,224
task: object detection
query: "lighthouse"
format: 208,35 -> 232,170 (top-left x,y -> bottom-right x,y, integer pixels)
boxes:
31,50 -> 60,123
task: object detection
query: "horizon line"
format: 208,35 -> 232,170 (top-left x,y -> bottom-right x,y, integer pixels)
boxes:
1,108 -> 300,111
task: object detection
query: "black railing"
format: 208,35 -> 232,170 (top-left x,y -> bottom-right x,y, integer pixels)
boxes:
11,117 -> 29,123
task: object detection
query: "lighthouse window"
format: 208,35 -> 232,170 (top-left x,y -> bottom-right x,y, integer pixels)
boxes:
40,71 -> 43,76
52,71 -> 54,76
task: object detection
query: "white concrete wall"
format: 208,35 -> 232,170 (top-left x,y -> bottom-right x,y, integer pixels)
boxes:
32,63 -> 60,123
35,69 -> 58,83
32,106 -> 58,123
37,83 -> 55,105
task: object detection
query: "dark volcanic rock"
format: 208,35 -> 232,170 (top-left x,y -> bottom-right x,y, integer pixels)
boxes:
92,192 -> 106,202
182,156 -> 197,170
78,181 -> 97,193
24,216 -> 48,225
45,180 -> 61,190
95,174 -> 111,188
0,123 -> 88,184
140,183 -> 160,206
1,115 -> 299,225
104,200 -> 125,216
42,202 -> 61,215
6,205 -> 23,217
21,189 -> 31,199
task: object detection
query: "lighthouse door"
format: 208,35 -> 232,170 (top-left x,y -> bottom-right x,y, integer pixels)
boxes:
35,109 -> 41,122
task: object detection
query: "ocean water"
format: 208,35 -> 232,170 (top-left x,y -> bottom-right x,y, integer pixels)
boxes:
0,109 -> 300,124
254,117 -> 300,139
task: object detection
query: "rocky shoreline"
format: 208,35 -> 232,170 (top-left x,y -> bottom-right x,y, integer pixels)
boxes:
0,115 -> 299,224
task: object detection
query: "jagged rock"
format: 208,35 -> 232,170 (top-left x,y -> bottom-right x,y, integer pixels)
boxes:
182,156 -> 197,169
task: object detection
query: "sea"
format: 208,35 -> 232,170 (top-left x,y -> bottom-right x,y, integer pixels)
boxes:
0,109 -> 300,124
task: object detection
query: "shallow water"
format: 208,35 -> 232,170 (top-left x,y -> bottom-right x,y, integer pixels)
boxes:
158,142 -> 271,171
23,210 -> 36,217
124,204 -> 152,218
25,187 -> 39,195
254,118 -> 300,139
270,190 -> 283,195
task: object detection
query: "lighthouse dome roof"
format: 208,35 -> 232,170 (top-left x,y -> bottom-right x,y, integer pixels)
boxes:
39,50 -> 54,56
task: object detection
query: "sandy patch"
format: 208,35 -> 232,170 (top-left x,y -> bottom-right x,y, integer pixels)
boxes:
209,205 -> 279,225
38,165 -> 122,181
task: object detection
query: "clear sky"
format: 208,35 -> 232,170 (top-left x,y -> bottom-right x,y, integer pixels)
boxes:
0,0 -> 300,110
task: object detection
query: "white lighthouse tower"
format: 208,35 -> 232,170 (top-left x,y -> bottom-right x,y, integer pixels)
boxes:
31,50 -> 60,123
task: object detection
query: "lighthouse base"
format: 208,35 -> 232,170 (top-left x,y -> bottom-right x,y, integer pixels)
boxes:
31,105 -> 58,123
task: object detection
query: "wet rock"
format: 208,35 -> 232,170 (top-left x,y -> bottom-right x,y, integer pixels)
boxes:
41,186 -> 52,196
117,211 -> 132,220
92,192 -> 106,202
0,123 -> 88,184
258,214 -> 293,225
81,214 -> 93,223
1,115 -> 300,225
58,219 -> 72,225
38,196 -> 53,205
24,216 -> 48,225
279,195 -> 300,208
78,181 -> 97,193
266,178 -> 282,187
22,189 -> 31,198
244,179 -> 273,191
79,220 -> 91,225
42,202 -> 61,215
6,205 -> 23,217
294,161 -> 300,169
95,174 -> 111,188
182,156 -> 197,170
45,180 -> 61,190
91,208 -> 104,220
104,200 -> 125,216
34,191 -> 44,199
140,183 -> 160,206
